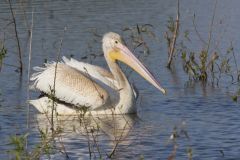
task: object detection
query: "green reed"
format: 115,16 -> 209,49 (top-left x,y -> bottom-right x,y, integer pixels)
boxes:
0,41 -> 7,71
8,133 -> 29,160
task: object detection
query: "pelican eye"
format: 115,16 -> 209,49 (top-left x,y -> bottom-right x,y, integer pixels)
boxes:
115,40 -> 118,44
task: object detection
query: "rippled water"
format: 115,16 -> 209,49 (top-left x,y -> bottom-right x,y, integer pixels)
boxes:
0,0 -> 240,159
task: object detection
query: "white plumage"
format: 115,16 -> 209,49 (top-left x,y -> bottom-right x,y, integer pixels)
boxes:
29,32 -> 166,115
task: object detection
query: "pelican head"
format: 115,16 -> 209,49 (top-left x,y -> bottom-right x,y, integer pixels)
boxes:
102,32 -> 166,94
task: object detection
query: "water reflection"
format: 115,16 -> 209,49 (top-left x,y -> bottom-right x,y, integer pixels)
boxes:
35,113 -> 138,159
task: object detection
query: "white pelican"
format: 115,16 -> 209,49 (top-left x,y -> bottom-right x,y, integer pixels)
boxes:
29,32 -> 166,115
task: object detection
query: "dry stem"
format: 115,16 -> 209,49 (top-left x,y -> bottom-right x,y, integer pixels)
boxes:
167,0 -> 180,69
8,0 -> 23,74
206,0 -> 218,54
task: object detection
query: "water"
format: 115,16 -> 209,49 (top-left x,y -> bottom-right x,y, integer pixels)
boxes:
0,0 -> 240,159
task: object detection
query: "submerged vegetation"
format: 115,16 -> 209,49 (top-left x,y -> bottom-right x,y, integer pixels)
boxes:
0,40 -> 7,71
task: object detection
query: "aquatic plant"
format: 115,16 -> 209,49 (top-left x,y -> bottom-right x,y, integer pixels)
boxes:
165,0 -> 180,69
167,121 -> 192,160
178,1 -> 217,78
30,126 -> 67,159
170,0 -> 235,86
8,0 -> 23,74
225,44 -> 240,102
0,41 -> 7,72
181,50 -> 219,82
123,24 -> 159,55
7,127 -> 67,159
8,133 -> 29,160
231,92 -> 238,102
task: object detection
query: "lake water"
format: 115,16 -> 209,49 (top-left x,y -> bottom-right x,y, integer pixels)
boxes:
0,0 -> 240,159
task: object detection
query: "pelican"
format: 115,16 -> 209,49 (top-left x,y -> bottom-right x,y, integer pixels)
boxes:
29,32 -> 166,115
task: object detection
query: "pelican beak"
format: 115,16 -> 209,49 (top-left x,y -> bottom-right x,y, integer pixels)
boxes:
111,43 -> 166,94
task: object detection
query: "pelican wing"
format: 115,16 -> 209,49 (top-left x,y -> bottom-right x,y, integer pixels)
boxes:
31,62 -> 110,109
62,57 -> 118,89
